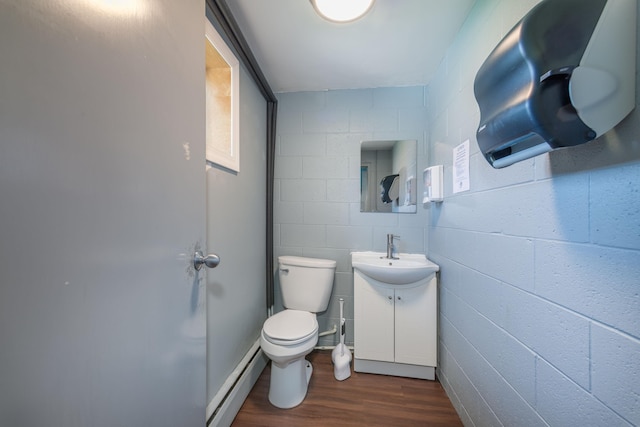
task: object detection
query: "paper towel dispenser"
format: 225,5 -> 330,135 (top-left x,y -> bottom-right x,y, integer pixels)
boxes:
474,0 -> 636,168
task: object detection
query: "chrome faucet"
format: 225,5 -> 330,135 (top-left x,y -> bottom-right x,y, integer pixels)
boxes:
386,234 -> 400,259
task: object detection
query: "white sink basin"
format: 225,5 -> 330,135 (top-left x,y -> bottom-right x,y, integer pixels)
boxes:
351,252 -> 439,285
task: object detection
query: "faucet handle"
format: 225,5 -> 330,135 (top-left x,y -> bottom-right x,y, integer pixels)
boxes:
387,234 -> 400,241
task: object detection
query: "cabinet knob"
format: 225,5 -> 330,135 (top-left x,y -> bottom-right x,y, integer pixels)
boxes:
388,296 -> 392,300
397,296 -> 402,301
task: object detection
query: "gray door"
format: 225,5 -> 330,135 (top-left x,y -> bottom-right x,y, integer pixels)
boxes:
0,1 -> 206,425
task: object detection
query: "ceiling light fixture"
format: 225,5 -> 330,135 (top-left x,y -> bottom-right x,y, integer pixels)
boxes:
310,0 -> 375,23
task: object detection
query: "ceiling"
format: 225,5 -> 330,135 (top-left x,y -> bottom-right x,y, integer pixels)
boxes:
225,0 -> 476,93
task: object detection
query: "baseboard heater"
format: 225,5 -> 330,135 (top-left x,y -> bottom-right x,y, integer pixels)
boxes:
206,339 -> 267,427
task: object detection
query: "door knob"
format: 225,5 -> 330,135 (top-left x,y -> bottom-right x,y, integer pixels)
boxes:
193,251 -> 220,270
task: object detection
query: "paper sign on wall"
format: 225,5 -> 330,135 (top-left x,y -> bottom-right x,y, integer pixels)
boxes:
452,140 -> 470,194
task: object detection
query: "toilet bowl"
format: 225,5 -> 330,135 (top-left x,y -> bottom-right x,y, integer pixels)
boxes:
260,309 -> 319,408
261,256 -> 336,408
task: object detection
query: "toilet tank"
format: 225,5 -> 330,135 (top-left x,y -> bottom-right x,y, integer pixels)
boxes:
278,256 -> 336,312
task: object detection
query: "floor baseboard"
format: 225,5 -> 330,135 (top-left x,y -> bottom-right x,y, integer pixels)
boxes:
207,346 -> 268,427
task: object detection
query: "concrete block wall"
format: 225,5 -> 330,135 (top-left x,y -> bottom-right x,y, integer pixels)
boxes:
275,87 -> 429,346
429,0 -> 640,425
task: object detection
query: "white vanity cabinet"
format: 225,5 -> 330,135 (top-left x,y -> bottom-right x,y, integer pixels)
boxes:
353,269 -> 437,380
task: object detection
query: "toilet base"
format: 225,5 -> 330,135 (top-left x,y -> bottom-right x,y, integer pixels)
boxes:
268,358 -> 313,409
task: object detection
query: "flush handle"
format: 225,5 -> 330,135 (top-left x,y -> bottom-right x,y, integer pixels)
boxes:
193,251 -> 220,270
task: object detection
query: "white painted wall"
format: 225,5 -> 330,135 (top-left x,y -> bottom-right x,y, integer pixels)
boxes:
274,87 -> 429,346
428,1 -> 640,425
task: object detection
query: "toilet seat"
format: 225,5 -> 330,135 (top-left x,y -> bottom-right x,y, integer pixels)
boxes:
263,310 -> 318,346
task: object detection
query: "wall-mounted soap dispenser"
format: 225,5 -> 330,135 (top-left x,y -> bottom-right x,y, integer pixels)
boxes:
423,165 -> 443,203
474,0 -> 636,168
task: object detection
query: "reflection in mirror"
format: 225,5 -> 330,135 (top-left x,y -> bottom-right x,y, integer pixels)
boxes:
360,140 -> 417,213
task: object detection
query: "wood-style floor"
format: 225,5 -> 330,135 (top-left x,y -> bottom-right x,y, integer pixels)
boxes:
231,350 -> 463,427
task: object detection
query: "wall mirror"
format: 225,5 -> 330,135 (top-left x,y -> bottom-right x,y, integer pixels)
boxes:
360,140 -> 417,213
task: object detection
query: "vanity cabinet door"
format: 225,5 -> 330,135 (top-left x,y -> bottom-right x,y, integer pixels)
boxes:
354,271 -> 394,362
394,275 -> 438,366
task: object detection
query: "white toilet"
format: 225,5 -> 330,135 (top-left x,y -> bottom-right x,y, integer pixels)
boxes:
260,255 -> 336,408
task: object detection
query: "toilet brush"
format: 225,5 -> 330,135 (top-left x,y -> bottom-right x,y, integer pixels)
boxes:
332,298 -> 352,381
331,298 -> 345,363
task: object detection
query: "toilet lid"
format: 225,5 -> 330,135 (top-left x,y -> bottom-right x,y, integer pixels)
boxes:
263,310 -> 318,345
